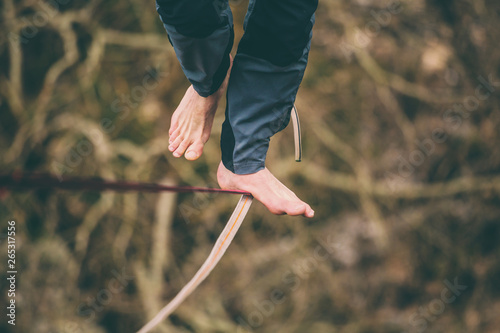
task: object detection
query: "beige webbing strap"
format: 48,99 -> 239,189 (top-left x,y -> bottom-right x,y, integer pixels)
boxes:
137,195 -> 253,333
291,104 -> 302,162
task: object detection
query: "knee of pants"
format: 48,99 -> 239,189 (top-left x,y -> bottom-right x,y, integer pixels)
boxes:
156,0 -> 228,38
238,0 -> 318,67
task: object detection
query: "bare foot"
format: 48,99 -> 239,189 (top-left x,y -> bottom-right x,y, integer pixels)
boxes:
168,56 -> 233,160
217,162 -> 314,217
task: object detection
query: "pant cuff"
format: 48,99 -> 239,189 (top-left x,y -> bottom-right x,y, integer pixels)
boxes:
222,159 -> 265,175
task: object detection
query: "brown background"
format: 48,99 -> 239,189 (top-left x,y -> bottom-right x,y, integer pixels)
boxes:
1,0 -> 500,332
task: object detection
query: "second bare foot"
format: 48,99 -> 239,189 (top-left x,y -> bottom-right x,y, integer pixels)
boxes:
168,56 -> 233,160
217,162 -> 314,217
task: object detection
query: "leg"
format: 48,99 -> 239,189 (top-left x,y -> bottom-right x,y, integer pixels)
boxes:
218,0 -> 318,217
156,0 -> 234,160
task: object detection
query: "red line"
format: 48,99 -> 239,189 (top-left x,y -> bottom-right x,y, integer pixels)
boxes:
0,173 -> 251,195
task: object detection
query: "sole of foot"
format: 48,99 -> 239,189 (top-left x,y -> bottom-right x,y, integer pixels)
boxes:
217,161 -> 314,218
168,56 -> 233,161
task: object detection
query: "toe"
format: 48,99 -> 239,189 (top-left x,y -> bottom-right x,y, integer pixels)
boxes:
169,128 -> 180,144
305,204 -> 315,218
168,136 -> 182,152
185,141 -> 204,161
169,126 -> 177,140
173,140 -> 190,158
169,115 -> 179,136
286,202 -> 308,216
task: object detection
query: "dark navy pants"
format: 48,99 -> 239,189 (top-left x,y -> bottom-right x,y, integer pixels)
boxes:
156,0 -> 318,174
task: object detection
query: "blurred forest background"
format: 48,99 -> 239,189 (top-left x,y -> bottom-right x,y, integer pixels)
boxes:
1,0 -> 500,332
